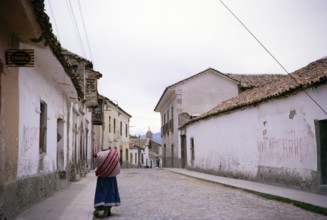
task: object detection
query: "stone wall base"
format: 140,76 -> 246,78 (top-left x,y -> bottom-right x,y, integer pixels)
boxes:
2,172 -> 57,220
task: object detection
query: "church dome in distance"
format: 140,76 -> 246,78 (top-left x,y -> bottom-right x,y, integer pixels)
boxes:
146,128 -> 153,139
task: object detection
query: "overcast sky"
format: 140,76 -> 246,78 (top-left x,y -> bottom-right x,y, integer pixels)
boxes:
44,0 -> 327,135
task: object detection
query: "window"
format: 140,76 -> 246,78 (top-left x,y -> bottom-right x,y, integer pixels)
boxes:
125,124 -> 128,137
120,121 -> 122,136
171,106 -> 174,120
113,118 -> 116,134
109,116 -> 111,133
39,101 -> 47,153
125,148 -> 128,162
163,144 -> 166,167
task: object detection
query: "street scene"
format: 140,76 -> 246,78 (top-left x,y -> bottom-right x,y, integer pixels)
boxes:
1,1 -> 327,220
16,169 -> 327,220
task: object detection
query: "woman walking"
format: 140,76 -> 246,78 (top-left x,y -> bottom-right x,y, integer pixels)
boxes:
93,148 -> 121,218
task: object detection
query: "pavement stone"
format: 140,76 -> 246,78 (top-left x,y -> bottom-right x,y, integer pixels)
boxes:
15,168 -> 327,220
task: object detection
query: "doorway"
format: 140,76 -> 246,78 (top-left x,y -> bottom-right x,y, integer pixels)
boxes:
315,119 -> 327,184
181,135 -> 187,168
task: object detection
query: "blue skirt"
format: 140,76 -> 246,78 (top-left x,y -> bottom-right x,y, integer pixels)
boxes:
94,176 -> 121,208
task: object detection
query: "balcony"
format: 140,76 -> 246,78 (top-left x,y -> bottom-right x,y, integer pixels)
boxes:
161,119 -> 174,136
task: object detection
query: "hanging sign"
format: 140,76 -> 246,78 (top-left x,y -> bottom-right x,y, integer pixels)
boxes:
85,70 -> 99,108
5,49 -> 34,67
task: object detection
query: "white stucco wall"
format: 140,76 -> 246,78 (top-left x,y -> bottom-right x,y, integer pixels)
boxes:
187,107 -> 259,177
18,46 -> 68,178
129,148 -> 138,165
160,71 -> 239,167
186,85 -> 327,185
181,71 -> 238,114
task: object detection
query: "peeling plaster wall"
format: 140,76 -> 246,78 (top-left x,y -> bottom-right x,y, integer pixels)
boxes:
186,85 -> 327,192
17,45 -> 68,178
66,102 -> 93,181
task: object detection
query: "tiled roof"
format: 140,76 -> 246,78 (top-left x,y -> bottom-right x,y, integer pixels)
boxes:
32,0 -> 94,98
61,48 -> 93,68
130,138 -> 149,148
87,68 -> 103,78
168,68 -> 223,89
225,73 -> 287,89
182,57 -> 327,127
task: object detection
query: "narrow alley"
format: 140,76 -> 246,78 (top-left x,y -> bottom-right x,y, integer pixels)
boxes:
16,169 -> 327,220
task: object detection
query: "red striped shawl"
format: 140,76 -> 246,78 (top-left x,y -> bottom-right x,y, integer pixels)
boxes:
95,149 -> 120,177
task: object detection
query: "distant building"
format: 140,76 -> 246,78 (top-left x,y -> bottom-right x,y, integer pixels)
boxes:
129,129 -> 162,168
92,95 -> 132,168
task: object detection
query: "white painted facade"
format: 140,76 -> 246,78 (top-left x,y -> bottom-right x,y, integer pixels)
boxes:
17,43 -> 71,177
128,147 -> 139,166
155,68 -> 240,167
17,43 -> 94,179
184,85 -> 327,191
101,98 -> 131,167
140,146 -> 149,167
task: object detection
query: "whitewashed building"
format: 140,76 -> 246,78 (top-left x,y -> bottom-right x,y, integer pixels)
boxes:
154,68 -> 285,168
129,138 -> 150,168
180,57 -> 327,193
0,1 -> 102,218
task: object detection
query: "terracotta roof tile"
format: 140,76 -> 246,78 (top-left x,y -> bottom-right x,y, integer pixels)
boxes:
130,138 -> 149,148
225,73 -> 287,89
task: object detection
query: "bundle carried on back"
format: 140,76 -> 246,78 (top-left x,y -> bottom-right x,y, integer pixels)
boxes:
94,149 -> 120,177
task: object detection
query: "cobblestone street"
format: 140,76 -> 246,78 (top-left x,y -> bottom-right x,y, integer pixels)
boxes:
16,169 -> 327,220
111,169 -> 326,220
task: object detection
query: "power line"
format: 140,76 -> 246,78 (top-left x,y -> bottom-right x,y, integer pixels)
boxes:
47,0 -> 60,40
218,0 -> 327,115
66,0 -> 87,58
77,0 -> 94,61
